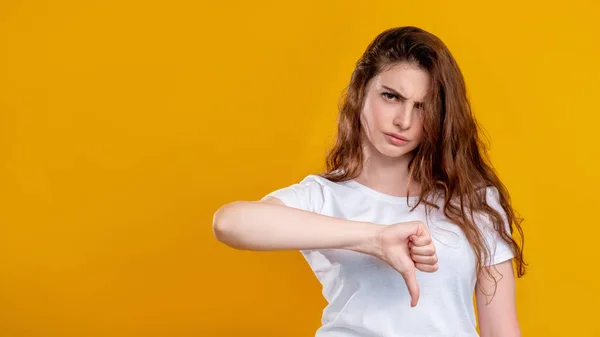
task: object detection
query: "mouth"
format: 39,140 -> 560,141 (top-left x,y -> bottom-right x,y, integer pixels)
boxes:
384,132 -> 409,145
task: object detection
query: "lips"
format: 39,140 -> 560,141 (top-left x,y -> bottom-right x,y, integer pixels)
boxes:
384,133 -> 408,141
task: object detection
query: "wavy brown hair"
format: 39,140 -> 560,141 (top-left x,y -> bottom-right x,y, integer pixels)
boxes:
319,26 -> 526,299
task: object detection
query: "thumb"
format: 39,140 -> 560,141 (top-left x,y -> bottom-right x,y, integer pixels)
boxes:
400,268 -> 420,307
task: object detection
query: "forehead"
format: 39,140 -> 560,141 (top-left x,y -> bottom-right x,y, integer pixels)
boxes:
372,62 -> 430,100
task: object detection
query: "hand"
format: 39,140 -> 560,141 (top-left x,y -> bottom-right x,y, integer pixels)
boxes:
375,221 -> 438,307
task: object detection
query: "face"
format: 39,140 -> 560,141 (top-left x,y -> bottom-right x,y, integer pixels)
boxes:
360,62 -> 430,160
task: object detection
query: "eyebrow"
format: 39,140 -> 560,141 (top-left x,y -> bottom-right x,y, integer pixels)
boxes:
382,85 -> 425,107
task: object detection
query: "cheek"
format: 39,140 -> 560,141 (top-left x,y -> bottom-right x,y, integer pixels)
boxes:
415,117 -> 426,137
410,118 -> 425,146
362,99 -> 387,129
360,103 -> 373,131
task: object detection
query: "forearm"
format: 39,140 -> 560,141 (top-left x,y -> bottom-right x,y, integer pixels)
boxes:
212,200 -> 381,254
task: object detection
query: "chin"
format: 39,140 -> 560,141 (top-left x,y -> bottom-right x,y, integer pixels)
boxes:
377,144 -> 413,158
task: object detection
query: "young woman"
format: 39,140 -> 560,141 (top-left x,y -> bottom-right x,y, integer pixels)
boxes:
213,26 -> 526,337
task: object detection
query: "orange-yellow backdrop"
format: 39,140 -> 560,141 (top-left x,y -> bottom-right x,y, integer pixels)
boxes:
1,1 -> 598,336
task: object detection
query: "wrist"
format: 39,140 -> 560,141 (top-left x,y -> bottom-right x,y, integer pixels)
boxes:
345,221 -> 384,258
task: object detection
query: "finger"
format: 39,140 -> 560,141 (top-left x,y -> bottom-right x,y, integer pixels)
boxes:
411,234 -> 432,247
410,221 -> 428,238
411,253 -> 438,265
415,263 -> 439,273
410,245 -> 436,256
400,269 -> 420,307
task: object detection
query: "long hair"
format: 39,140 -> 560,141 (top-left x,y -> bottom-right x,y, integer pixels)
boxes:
320,26 -> 526,298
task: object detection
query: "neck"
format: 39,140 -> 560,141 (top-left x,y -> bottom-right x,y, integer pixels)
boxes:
355,143 -> 420,198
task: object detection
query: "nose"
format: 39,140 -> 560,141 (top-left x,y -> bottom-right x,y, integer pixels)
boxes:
393,102 -> 414,131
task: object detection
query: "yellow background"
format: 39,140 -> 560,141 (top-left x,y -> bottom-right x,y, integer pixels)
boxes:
1,1 -> 598,336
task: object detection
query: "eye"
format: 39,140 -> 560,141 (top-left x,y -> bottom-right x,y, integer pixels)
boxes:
381,92 -> 398,101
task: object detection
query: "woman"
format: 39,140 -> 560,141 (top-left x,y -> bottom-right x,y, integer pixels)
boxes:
213,26 -> 526,337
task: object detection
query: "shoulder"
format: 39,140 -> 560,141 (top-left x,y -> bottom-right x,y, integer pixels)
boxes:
482,185 -> 501,201
260,174 -> 332,213
480,185 -> 506,216
473,185 -> 511,235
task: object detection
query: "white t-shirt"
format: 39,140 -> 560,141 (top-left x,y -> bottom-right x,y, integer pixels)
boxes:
262,174 -> 514,337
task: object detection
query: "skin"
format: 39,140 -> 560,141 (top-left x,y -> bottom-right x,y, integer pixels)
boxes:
355,61 -> 428,197
213,61 -> 519,336
356,61 -> 520,336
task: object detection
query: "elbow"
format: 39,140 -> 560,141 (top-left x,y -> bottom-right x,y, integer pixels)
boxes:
481,332 -> 520,337
480,325 -> 521,337
212,201 -> 246,247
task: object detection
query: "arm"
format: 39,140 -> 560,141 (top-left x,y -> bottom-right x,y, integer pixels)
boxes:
213,196 -> 438,307
475,259 -> 521,337
212,197 -> 380,253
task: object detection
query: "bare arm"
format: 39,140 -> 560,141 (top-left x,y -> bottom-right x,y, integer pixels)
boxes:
213,196 -> 438,307
212,197 -> 380,254
476,259 -> 521,337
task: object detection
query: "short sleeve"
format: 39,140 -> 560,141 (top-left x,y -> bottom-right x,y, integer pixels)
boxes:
260,175 -> 325,214
476,186 -> 516,266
